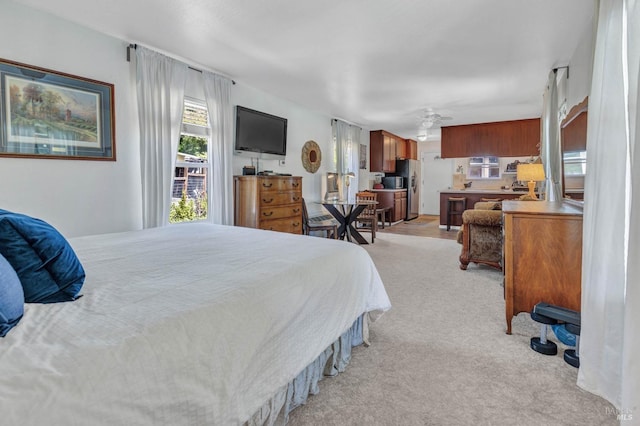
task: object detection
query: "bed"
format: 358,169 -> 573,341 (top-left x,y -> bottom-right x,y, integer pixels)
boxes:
0,220 -> 390,425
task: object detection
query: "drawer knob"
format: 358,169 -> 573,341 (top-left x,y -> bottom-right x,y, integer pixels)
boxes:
262,198 -> 274,204
292,196 -> 300,202
293,222 -> 300,227
293,208 -> 300,213
262,182 -> 273,188
292,182 -> 300,188
263,211 -> 274,217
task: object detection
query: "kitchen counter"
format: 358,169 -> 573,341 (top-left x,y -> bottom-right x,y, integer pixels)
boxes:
439,188 -> 527,195
439,190 -> 528,227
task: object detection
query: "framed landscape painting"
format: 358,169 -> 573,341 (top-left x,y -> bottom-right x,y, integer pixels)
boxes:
0,58 -> 115,161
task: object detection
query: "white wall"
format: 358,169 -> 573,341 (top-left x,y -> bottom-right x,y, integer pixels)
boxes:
231,84 -> 334,213
564,21 -> 595,111
0,1 -> 365,235
0,1 -> 141,237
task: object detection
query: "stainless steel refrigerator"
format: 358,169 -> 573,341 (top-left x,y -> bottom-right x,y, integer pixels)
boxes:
394,159 -> 420,220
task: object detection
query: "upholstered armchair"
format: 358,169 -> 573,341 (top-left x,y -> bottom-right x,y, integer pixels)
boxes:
457,202 -> 503,271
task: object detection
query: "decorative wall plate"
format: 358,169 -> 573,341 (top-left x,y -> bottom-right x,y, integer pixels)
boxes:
301,140 -> 321,173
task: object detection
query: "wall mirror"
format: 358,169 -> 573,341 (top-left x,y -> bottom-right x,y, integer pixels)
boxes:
302,140 -> 321,173
560,97 -> 588,201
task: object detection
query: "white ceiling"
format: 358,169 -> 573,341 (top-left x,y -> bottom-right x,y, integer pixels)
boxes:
12,0 -> 595,139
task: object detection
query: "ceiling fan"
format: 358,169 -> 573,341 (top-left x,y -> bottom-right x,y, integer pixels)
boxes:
416,111 -> 452,141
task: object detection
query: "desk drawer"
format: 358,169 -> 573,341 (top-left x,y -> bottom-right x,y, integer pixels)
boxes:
259,191 -> 301,206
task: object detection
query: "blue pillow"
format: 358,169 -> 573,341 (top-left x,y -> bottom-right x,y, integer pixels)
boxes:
0,209 -> 85,303
0,253 -> 24,337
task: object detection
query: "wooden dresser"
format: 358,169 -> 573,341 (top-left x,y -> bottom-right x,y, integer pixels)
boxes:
234,176 -> 303,234
502,200 -> 583,334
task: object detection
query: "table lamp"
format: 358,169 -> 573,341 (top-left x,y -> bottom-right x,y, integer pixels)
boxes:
516,163 -> 545,200
344,172 -> 356,201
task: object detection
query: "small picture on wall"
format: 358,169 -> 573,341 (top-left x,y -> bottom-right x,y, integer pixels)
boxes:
359,144 -> 366,169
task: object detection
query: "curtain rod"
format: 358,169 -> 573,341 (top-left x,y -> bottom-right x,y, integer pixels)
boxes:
126,43 -> 235,84
332,118 -> 363,130
553,65 -> 569,79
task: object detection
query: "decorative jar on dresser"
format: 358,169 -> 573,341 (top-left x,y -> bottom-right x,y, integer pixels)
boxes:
234,176 -> 303,234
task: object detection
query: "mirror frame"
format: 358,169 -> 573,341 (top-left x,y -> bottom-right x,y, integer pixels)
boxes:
301,140 -> 322,173
560,96 -> 588,200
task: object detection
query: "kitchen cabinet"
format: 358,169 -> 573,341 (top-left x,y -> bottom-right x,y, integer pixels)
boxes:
405,139 -> 418,160
441,118 -> 540,158
502,200 -> 583,334
372,189 -> 407,222
396,137 -> 407,160
370,130 -> 404,173
395,191 -> 407,221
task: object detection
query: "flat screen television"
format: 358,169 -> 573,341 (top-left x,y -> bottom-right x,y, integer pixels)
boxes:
234,106 -> 288,160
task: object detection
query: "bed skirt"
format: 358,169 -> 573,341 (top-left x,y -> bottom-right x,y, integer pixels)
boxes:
246,313 -> 369,426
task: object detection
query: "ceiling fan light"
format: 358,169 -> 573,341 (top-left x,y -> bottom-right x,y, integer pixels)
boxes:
417,134 -> 427,142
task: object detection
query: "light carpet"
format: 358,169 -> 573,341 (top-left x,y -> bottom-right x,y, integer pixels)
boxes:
287,233 -> 616,426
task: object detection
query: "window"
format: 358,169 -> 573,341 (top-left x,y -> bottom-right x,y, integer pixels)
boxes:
170,99 -> 210,223
563,151 -> 587,176
468,156 -> 500,179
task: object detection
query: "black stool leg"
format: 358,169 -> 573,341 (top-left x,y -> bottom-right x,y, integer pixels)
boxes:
563,323 -> 581,368
530,312 -> 558,355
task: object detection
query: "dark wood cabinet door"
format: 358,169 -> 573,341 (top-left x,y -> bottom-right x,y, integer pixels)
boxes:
441,118 -> 540,158
370,130 -> 403,172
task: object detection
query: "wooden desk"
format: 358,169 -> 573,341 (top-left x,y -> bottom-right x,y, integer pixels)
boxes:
502,200 -> 583,334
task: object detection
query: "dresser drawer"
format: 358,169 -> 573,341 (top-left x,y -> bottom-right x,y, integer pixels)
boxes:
259,191 -> 302,206
260,217 -> 303,234
259,205 -> 302,220
259,177 -> 301,192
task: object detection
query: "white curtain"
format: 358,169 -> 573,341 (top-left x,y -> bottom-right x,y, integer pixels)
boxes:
578,0 -> 639,415
202,72 -> 234,225
331,119 -> 361,201
541,70 -> 563,201
135,47 -> 188,228
623,0 -> 640,416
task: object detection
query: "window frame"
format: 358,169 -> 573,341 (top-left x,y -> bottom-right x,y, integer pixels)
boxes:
170,98 -> 211,223
468,156 -> 500,179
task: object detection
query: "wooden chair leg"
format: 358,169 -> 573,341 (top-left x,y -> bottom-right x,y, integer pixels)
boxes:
371,219 -> 376,243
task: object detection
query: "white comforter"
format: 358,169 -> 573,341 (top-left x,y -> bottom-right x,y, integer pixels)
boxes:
0,223 -> 390,425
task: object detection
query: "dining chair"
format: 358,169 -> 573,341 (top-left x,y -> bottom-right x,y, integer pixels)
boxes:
302,198 -> 338,239
355,191 -> 378,243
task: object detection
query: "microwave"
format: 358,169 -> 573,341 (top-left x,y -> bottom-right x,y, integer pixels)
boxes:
382,176 -> 403,189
